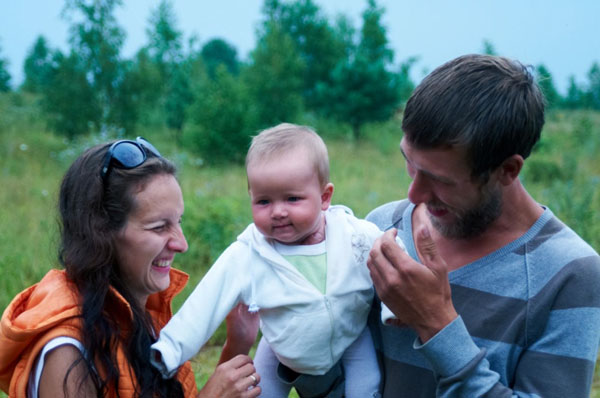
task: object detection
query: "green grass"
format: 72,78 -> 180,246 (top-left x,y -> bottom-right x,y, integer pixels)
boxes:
0,94 -> 599,396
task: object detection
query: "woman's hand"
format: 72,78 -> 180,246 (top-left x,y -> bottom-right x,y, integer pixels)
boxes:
198,355 -> 261,398
219,303 -> 259,364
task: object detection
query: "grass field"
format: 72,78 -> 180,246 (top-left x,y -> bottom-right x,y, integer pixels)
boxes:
0,93 -> 599,395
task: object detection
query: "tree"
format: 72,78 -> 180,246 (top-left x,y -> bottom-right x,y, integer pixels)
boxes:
55,0 -> 138,135
260,0 -> 346,110
563,76 -> 585,109
145,0 -> 194,135
0,43 -> 11,92
316,0 -> 401,139
536,64 -> 560,109
585,62 -> 600,110
201,38 -> 239,78
164,62 -> 193,134
22,36 -> 55,93
358,0 -> 393,64
245,20 -> 305,127
42,51 -> 99,139
186,65 -> 255,164
332,14 -> 357,59
482,39 -> 497,56
108,59 -> 144,135
128,48 -> 163,126
146,0 -> 183,75
397,56 -> 417,104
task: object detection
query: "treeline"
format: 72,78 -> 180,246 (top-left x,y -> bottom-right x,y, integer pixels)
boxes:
0,0 -> 599,164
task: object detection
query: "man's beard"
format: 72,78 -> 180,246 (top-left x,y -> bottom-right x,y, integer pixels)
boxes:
429,184 -> 503,239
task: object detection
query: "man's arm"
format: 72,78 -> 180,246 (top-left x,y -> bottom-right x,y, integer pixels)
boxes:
413,252 -> 600,397
368,220 -> 600,397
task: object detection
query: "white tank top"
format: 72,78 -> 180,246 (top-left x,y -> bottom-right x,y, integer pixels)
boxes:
27,337 -> 84,398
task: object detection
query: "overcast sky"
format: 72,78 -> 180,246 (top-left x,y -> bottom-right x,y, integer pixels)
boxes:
1,0 -> 599,94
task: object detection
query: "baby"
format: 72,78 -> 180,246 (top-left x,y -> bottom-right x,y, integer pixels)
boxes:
151,123 -> 403,397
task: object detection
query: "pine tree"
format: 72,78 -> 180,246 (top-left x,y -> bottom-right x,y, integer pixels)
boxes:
316,0 -> 401,139
563,76 -> 585,109
0,43 -> 11,92
146,0 -> 183,75
42,51 -> 99,139
186,65 -> 255,163
201,38 -> 239,78
245,20 -> 305,127
261,0 -> 346,111
145,0 -> 193,134
585,62 -> 600,110
22,36 -> 54,93
52,0 -> 137,135
482,39 -> 497,56
536,64 -> 561,109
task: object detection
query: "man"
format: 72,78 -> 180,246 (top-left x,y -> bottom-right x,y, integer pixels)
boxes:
367,54 -> 600,397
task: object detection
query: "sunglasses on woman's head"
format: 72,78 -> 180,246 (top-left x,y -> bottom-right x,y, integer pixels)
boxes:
100,137 -> 162,181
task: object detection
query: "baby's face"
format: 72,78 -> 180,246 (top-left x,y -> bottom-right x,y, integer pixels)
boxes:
247,149 -> 331,245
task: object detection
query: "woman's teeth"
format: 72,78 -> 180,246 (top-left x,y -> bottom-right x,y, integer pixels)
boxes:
153,260 -> 170,268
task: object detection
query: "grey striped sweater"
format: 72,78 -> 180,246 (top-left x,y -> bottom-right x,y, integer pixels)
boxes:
367,200 -> 600,398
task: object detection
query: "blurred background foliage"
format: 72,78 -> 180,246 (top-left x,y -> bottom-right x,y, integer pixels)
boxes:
1,0 -> 599,157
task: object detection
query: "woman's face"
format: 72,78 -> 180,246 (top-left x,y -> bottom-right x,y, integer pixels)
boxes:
115,174 -> 188,306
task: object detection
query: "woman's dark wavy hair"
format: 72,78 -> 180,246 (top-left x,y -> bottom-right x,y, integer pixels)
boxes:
58,142 -> 184,398
402,54 -> 545,181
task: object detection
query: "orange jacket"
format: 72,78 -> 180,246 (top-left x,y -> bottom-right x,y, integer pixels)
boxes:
0,268 -> 198,397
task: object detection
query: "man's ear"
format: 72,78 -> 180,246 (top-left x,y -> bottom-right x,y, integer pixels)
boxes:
496,154 -> 524,185
321,183 -> 334,210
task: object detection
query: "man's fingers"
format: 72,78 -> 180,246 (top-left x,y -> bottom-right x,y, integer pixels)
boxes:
415,226 -> 436,263
378,228 -> 420,273
414,226 -> 447,274
368,230 -> 399,280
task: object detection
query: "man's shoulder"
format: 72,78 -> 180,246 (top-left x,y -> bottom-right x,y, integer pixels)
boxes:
526,210 -> 600,293
535,211 -> 598,258
366,199 -> 411,231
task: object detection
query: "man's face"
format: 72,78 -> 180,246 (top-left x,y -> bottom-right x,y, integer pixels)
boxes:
400,137 -> 502,239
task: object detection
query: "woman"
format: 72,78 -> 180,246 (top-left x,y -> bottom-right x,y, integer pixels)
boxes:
0,138 -> 260,397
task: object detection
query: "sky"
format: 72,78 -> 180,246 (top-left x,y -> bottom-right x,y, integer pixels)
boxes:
1,0 -> 599,94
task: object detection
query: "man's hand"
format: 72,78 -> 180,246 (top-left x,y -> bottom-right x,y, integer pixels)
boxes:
367,226 -> 458,342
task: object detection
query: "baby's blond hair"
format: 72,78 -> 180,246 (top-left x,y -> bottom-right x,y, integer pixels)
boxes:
246,123 -> 330,187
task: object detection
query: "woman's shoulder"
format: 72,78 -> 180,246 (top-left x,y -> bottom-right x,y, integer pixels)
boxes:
0,269 -> 83,397
28,337 -> 85,398
36,339 -> 96,398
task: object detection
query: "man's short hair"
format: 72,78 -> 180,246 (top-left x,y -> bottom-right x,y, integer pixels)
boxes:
402,54 -> 545,180
246,123 -> 330,187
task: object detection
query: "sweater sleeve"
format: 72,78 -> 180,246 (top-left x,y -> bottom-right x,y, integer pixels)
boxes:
150,243 -> 250,378
415,256 -> 600,398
